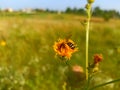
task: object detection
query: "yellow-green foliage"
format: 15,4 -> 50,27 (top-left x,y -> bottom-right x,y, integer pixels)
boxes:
0,13 -> 120,90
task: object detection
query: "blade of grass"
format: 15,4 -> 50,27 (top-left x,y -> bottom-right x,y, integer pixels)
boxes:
90,78 -> 120,90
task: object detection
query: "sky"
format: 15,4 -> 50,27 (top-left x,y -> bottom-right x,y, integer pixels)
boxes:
0,0 -> 120,12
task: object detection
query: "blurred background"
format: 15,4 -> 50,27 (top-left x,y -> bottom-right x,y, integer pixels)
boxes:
0,0 -> 120,90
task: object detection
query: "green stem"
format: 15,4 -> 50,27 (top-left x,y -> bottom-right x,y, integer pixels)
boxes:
85,5 -> 91,80
84,75 -> 93,90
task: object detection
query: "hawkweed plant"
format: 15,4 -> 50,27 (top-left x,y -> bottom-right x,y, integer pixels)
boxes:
53,0 -> 120,90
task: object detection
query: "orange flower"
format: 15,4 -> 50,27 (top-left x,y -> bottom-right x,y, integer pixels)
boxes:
94,54 -> 103,64
53,39 -> 77,59
88,54 -> 103,73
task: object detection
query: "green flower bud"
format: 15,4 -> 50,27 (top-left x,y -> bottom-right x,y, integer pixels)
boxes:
85,4 -> 91,9
87,0 -> 95,3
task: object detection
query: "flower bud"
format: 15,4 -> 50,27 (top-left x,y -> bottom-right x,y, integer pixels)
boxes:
65,65 -> 86,88
94,54 -> 103,64
85,4 -> 91,9
93,66 -> 99,73
87,0 -> 95,3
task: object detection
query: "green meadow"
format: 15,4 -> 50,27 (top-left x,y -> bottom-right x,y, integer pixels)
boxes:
0,13 -> 120,90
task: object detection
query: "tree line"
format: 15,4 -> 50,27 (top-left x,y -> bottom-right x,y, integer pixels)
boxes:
0,6 -> 120,21
65,6 -> 120,21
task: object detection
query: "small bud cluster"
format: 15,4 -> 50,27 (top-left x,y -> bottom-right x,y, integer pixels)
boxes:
85,4 -> 91,9
85,0 -> 95,9
88,54 -> 103,73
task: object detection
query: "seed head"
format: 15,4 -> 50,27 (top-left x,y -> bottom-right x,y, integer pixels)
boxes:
65,65 -> 86,88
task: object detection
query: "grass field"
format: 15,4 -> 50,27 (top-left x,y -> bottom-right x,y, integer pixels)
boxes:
0,12 -> 120,90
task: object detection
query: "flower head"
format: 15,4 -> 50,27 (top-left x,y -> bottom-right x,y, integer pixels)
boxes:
53,39 -> 77,59
88,54 -> 103,73
94,54 -> 103,64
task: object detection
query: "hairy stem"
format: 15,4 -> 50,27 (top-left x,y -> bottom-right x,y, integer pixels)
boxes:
85,5 -> 91,80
